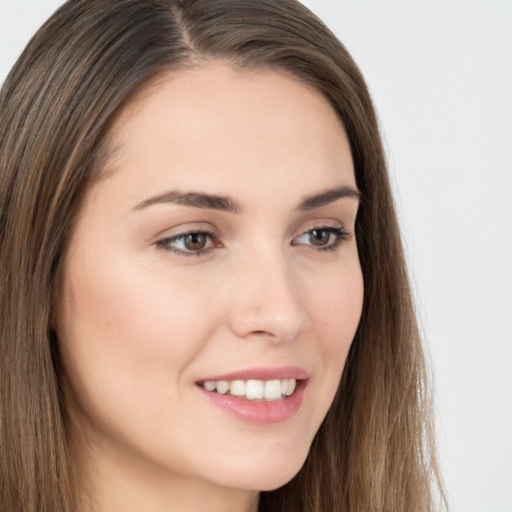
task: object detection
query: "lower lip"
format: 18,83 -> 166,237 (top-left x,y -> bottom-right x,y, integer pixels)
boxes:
197,380 -> 307,424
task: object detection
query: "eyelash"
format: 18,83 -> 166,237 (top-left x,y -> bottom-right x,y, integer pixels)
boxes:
293,226 -> 351,253
156,229 -> 218,257
156,225 -> 352,257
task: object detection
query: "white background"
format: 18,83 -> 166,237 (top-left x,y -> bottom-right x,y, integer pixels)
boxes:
1,1 -> 511,511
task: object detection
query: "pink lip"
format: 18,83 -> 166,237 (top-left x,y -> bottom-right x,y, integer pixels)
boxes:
196,366 -> 308,424
197,366 -> 309,383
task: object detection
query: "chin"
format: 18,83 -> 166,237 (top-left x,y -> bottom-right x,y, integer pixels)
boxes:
213,446 -> 310,492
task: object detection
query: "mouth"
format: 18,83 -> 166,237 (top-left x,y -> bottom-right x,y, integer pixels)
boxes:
197,378 -> 298,402
195,367 -> 308,423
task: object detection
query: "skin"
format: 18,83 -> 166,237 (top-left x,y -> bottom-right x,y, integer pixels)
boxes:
55,62 -> 364,512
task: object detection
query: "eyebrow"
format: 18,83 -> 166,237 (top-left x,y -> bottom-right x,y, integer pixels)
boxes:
133,191 -> 243,213
297,185 -> 361,210
132,185 -> 361,213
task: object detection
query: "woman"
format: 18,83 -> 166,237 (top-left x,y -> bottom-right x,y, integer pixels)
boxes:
0,1 -> 445,511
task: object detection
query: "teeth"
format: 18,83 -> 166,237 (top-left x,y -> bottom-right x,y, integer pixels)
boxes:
264,380 -> 283,401
203,381 -> 216,392
230,380 -> 246,396
216,380 -> 229,394
246,380 -> 264,400
285,378 -> 296,396
199,378 -> 298,401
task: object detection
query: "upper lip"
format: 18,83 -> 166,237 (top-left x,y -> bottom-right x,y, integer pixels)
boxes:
197,366 -> 309,383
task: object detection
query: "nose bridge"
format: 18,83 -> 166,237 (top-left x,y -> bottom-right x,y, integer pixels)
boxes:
229,241 -> 308,342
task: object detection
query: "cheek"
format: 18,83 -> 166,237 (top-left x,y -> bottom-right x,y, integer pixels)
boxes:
61,256 -> 206,348
304,260 -> 363,413
55,252 -> 227,466
56,251 -> 219,416
310,262 -> 364,354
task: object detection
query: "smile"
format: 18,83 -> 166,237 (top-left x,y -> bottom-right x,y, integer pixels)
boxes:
196,367 -> 308,423
198,378 -> 297,401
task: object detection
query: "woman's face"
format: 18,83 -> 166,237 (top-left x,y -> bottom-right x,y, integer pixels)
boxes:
56,63 -> 363,498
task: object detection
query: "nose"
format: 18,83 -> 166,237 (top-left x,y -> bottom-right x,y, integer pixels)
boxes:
228,246 -> 309,343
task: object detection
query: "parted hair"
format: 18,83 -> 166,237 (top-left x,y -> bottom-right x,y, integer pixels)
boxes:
0,1 -> 445,511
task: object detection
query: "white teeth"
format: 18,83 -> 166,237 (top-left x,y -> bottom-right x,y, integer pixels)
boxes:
285,379 -> 296,396
203,381 -> 216,392
280,379 -> 295,396
230,380 -> 246,396
246,380 -> 264,400
264,380 -> 283,401
216,381 -> 229,394
200,378 -> 298,400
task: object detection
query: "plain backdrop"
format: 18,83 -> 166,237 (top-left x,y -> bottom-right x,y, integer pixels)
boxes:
1,1 -> 511,511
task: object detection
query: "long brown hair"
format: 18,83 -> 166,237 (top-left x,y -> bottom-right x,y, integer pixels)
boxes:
0,1 -> 445,511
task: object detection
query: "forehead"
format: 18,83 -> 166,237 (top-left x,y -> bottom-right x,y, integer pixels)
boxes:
92,62 -> 355,208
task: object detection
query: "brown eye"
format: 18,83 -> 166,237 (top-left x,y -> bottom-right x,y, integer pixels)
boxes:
157,230 -> 217,256
293,226 -> 349,252
183,233 -> 208,251
308,229 -> 331,246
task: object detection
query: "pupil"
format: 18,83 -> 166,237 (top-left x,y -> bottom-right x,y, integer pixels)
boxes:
185,233 -> 207,250
310,229 -> 330,246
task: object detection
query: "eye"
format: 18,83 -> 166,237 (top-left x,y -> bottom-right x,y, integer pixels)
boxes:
156,230 -> 218,256
293,226 -> 350,251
